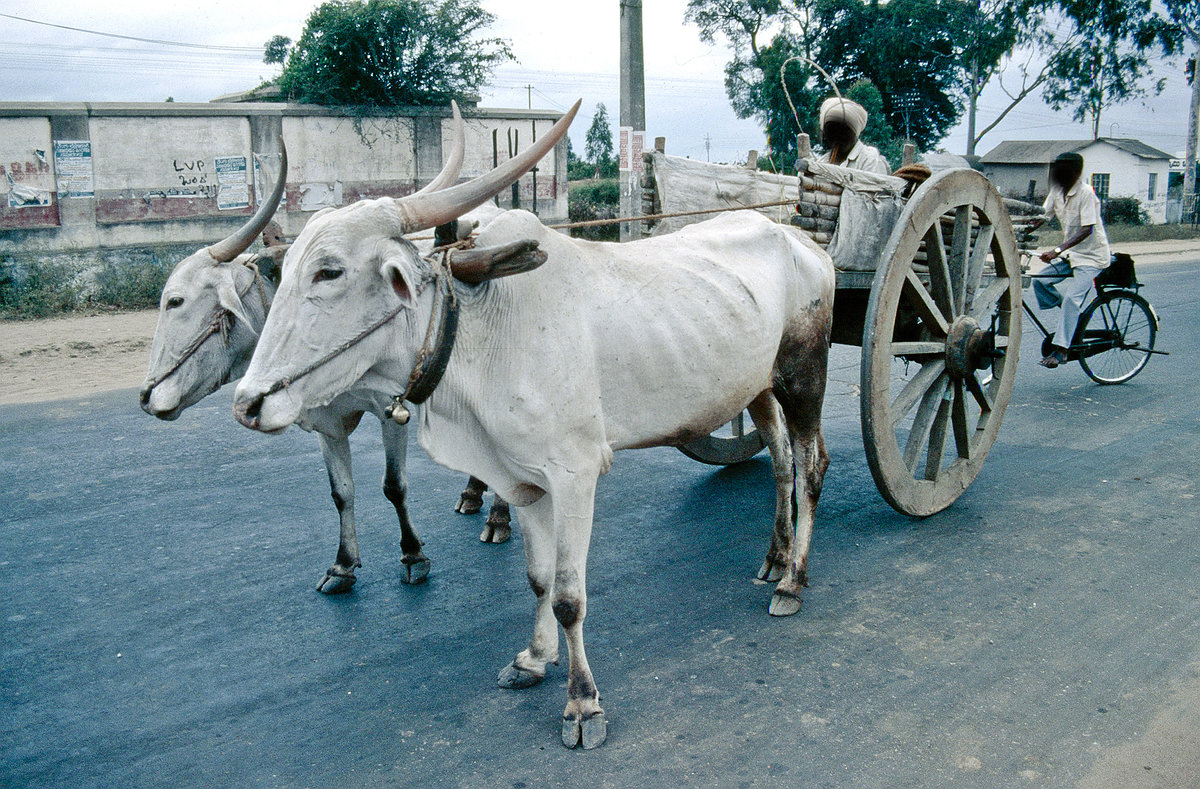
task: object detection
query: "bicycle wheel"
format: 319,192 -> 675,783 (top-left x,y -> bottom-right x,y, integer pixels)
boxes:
1076,290 -> 1157,384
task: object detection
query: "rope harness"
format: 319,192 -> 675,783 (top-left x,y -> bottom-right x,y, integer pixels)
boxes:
255,242 -> 466,422
143,259 -> 268,392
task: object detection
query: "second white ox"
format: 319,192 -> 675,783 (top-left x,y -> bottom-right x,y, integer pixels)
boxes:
232,101 -> 835,749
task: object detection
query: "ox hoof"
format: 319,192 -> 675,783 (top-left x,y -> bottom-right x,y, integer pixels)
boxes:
497,662 -> 545,690
455,493 -> 483,515
768,590 -> 802,617
401,554 -> 431,585
562,711 -> 607,750
756,560 -> 785,583
479,521 -> 512,544
317,569 -> 357,595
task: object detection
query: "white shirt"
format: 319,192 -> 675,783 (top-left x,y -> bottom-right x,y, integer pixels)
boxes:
818,141 -> 891,175
1042,181 -> 1110,269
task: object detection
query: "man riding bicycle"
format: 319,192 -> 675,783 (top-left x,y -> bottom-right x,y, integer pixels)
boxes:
1028,152 -> 1111,368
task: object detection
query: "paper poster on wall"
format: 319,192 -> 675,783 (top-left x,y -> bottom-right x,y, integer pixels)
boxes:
619,126 -> 632,171
6,177 -> 51,208
630,130 -> 645,174
214,155 -> 250,210
53,140 -> 94,198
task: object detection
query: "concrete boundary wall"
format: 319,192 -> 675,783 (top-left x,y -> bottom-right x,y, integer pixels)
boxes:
0,101 -> 568,257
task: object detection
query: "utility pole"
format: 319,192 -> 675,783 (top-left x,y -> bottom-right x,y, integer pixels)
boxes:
704,133 -> 712,162
525,84 -> 533,110
619,0 -> 646,242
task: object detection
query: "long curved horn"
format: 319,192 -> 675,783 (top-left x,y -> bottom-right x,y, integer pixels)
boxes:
394,99 -> 581,235
208,140 -> 289,263
412,100 -> 465,197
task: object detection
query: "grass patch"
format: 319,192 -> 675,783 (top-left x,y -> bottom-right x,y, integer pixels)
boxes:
0,258 -> 81,318
1,246 -> 178,320
1105,224 -> 1200,244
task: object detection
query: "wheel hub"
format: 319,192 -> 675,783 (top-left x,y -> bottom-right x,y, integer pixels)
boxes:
945,316 -> 994,380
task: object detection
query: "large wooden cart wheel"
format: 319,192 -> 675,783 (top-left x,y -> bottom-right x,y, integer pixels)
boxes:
678,411 -> 765,465
861,169 -> 1022,516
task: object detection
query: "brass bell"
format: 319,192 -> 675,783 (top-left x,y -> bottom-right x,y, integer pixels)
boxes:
386,398 -> 410,425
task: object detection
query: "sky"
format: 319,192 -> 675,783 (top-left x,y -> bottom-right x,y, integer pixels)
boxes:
0,1 -> 1192,163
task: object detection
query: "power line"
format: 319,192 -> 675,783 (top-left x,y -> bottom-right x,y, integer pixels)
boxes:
0,12 -> 263,52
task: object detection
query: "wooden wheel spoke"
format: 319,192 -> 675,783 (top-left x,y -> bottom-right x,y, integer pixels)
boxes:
949,205 -> 973,316
951,380 -> 972,460
903,373 -> 949,473
923,392 -> 951,480
890,359 -> 947,428
924,223 -> 954,319
964,371 -> 994,413
964,223 -> 994,314
891,341 -> 945,357
903,270 -> 949,336
969,277 -> 1010,323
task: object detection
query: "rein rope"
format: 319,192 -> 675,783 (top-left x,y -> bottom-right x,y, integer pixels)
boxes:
144,259 -> 267,392
260,241 -> 467,407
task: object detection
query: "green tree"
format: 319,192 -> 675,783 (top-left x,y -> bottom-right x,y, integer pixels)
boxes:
1042,0 -> 1173,139
584,103 -> 614,178
263,34 -> 292,65
1161,0 -> 1200,204
274,0 -> 511,107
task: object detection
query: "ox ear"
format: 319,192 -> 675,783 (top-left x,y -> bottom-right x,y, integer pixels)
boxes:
448,239 -> 547,285
217,271 -> 258,335
379,255 -> 418,309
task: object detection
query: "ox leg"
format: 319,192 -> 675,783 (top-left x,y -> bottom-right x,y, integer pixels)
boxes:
481,494 -> 512,544
498,492 -> 559,691
380,418 -> 430,585
455,476 -> 487,515
547,477 -> 606,750
768,336 -> 831,616
747,391 -> 796,585
316,431 -> 361,595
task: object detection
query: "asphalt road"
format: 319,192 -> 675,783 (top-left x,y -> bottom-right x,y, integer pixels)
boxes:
3,258 -> 1198,787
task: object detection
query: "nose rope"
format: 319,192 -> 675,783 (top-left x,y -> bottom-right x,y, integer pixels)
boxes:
143,259 -> 267,393
258,243 -> 463,403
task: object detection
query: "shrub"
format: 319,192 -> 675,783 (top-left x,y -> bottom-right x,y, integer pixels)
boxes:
0,258 -> 80,318
92,251 -> 173,311
568,178 -> 620,241
1103,196 -> 1148,226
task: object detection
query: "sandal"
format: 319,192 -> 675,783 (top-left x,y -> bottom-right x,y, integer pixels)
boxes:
1039,355 -> 1059,368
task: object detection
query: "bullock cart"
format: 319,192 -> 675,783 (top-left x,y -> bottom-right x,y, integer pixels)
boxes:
638,149 -> 1036,517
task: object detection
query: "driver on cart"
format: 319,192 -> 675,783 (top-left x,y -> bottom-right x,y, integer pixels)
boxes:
817,97 -> 891,175
1029,151 -> 1111,368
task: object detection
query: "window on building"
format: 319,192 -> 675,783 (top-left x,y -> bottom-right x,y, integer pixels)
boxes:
1148,172 -> 1157,201
1092,173 -> 1110,202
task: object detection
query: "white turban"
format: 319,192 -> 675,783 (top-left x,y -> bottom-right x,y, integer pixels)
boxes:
819,97 -> 869,138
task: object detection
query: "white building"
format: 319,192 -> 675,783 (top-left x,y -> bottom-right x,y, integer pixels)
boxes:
979,138 -> 1172,223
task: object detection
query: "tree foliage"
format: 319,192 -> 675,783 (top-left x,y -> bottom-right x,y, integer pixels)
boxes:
1042,0 -> 1174,138
273,0 -> 511,107
584,103 -> 615,177
263,35 -> 292,65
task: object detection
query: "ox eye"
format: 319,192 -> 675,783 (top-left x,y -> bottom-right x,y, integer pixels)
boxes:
166,296 -> 184,309
313,268 -> 343,284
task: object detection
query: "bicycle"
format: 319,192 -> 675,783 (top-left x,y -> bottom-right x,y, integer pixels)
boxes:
1022,252 -> 1166,384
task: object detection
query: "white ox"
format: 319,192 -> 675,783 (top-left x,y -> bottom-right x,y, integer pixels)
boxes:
139,105 -> 511,596
232,101 -> 835,749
